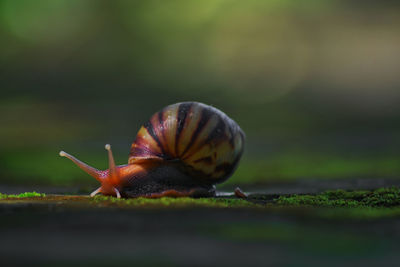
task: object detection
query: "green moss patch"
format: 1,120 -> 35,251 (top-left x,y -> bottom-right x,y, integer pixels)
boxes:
0,192 -> 257,208
91,195 -> 257,208
0,191 -> 45,199
2,187 -> 400,219
274,187 -> 400,207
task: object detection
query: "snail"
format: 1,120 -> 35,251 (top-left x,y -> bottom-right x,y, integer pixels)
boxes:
59,102 -> 246,198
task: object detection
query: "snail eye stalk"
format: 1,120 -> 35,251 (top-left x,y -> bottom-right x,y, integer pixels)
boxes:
59,151 -> 103,182
60,145 -> 122,199
105,144 -> 118,181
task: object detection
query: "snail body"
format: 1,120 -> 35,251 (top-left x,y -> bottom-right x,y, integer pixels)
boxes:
60,102 -> 245,198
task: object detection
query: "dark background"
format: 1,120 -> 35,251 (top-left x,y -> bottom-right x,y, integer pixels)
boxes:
1,0 -> 400,188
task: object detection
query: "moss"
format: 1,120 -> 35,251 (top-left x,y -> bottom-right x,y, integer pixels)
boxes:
274,187 -> 400,207
91,195 -> 258,208
0,191 -> 45,199
0,193 -> 258,208
1,188 -> 400,220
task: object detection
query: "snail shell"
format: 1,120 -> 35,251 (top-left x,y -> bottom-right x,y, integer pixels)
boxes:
130,102 -> 245,182
60,102 -> 245,198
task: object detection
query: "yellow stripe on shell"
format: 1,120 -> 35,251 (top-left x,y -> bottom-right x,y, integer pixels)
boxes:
162,104 -> 179,157
185,143 -> 214,175
214,141 -> 235,165
182,114 -> 219,160
150,113 -> 166,153
186,139 -> 236,178
177,104 -> 203,156
133,126 -> 163,155
233,132 -> 244,157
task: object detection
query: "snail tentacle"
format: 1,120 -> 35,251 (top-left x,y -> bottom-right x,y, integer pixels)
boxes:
59,151 -> 103,182
105,144 -> 118,181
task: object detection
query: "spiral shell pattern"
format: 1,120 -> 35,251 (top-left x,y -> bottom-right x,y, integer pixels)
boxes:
129,102 -> 245,183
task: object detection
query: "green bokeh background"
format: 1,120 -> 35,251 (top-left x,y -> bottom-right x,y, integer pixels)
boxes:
1,0 -> 399,187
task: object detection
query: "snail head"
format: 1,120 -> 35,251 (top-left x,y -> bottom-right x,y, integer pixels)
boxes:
59,144 -> 126,198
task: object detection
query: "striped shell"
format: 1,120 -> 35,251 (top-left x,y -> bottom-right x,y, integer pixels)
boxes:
129,102 -> 245,184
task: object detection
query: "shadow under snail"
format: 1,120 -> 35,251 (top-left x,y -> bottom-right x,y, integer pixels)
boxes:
59,102 -> 246,198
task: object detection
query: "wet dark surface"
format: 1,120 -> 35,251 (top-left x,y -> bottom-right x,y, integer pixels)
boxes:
1,179 -> 400,266
1,201 -> 400,266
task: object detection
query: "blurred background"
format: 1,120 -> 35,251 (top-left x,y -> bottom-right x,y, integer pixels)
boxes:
1,0 -> 400,190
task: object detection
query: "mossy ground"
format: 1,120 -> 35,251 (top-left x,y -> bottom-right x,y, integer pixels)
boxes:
2,187 -> 400,265
91,195 -> 256,208
274,186 -> 400,207
0,192 -> 255,208
0,191 -> 45,199
2,187 -> 400,219
270,186 -> 400,219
